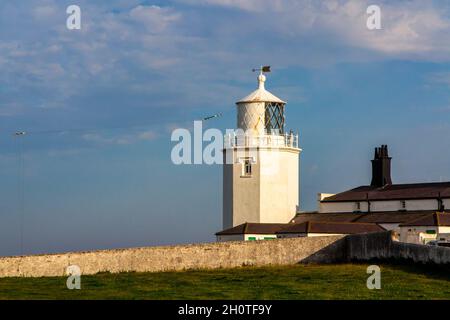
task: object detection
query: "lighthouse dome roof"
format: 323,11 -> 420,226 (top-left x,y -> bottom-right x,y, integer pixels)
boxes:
236,74 -> 286,104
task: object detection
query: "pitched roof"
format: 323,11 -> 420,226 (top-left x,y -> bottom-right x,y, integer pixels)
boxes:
215,222 -> 289,236
400,212 -> 450,227
237,87 -> 285,104
321,182 -> 450,202
236,74 -> 286,104
353,211 -> 434,224
215,211 -> 450,236
276,221 -> 384,235
292,210 -> 442,224
291,212 -> 360,224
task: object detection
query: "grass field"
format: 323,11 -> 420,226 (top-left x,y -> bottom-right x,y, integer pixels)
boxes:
0,263 -> 449,299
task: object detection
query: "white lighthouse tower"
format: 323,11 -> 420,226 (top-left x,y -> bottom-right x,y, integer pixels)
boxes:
222,67 -> 301,229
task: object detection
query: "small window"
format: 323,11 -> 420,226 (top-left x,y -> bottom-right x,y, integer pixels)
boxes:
354,202 -> 361,212
243,159 -> 252,176
401,200 -> 406,209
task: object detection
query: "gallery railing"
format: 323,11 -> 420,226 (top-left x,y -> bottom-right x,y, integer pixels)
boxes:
224,132 -> 299,148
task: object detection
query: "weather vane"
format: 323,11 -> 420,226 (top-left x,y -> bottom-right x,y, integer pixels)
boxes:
252,65 -> 271,74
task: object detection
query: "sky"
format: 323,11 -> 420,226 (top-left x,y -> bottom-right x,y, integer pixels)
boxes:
1,0 -> 450,256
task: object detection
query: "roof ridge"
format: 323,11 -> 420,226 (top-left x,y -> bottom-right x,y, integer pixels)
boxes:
310,221 -> 377,226
399,212 -> 436,227
357,181 -> 450,187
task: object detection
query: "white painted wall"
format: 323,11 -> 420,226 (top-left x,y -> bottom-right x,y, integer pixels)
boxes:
244,234 -> 277,241
444,199 -> 450,209
437,233 -> 450,241
318,201 -> 365,213
223,146 -> 300,228
319,199 -> 444,213
370,201 -> 402,212
399,226 -> 438,244
438,226 -> 450,233
223,147 -> 260,228
379,223 -> 400,231
237,101 -> 265,135
259,148 -> 300,225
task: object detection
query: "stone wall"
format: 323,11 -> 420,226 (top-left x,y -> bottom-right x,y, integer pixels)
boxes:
345,231 -> 450,264
0,236 -> 344,278
1,231 -> 448,278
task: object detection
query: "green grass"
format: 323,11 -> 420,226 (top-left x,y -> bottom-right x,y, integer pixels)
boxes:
0,263 -> 449,299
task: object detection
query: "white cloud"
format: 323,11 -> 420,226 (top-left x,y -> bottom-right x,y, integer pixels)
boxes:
138,130 -> 158,141
427,72 -> 450,87
178,0 -> 450,61
33,4 -> 57,19
0,102 -> 25,117
2,0 -> 450,133
82,130 -> 159,146
82,133 -> 132,145
129,5 -> 181,32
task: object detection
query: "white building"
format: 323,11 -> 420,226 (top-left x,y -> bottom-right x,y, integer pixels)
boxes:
222,68 -> 301,229
318,145 -> 450,215
215,223 -> 286,242
216,76 -> 450,244
215,220 -> 383,242
399,212 -> 450,244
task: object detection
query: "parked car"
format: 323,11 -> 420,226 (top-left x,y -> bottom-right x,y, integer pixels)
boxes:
427,240 -> 450,247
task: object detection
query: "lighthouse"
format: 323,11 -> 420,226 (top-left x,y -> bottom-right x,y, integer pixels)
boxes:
222,68 -> 301,229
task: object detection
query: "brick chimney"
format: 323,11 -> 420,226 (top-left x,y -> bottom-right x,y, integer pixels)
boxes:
370,145 -> 392,187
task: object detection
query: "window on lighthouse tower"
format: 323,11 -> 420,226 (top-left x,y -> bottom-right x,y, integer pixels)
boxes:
243,159 -> 252,176
265,102 -> 285,134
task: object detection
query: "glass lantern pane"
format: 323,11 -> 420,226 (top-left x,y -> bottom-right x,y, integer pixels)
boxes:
264,102 -> 285,134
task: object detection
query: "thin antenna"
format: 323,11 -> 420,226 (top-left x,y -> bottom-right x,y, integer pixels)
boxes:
14,132 -> 26,255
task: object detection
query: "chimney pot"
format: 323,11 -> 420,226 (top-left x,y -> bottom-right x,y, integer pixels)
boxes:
370,145 -> 392,188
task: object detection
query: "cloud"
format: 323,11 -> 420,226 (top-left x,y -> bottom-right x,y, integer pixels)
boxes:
0,102 -> 25,117
426,72 -> 450,87
33,4 -> 57,19
138,130 -> 159,141
129,5 -> 181,32
2,0 -> 450,140
47,148 -> 85,157
82,130 -> 159,146
82,133 -> 133,145
178,0 -> 450,60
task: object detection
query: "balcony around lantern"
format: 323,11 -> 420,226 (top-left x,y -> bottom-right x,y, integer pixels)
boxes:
223,131 -> 299,149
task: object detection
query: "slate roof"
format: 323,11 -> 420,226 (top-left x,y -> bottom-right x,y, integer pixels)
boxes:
216,211 -> 450,236
399,212 -> 450,227
276,221 -> 384,235
215,223 -> 289,236
321,182 -> 450,202
353,211 -> 435,224
292,210 -> 441,224
291,213 -> 360,224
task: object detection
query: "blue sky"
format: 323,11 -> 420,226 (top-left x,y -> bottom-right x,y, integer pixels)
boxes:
1,0 -> 450,256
